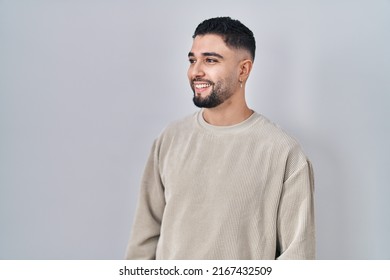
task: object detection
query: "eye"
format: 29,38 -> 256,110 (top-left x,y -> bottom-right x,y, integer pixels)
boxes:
205,58 -> 218,64
189,58 -> 196,64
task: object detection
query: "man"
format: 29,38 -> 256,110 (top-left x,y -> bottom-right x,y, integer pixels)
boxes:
126,17 -> 315,260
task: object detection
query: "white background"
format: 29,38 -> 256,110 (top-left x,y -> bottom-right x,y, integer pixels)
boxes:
1,0 -> 389,259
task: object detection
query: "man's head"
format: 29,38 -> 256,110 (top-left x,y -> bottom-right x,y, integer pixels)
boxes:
193,17 -> 256,61
188,17 -> 256,109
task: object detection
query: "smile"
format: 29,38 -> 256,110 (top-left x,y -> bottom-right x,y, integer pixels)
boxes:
194,83 -> 212,89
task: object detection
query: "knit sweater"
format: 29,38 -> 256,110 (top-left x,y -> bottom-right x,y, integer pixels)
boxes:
126,110 -> 315,260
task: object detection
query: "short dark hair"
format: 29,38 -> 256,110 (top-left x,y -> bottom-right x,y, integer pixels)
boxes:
193,17 -> 256,61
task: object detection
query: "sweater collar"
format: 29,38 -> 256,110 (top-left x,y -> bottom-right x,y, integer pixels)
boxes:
196,109 -> 260,133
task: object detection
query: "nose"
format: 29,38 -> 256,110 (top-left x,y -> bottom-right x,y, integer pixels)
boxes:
188,61 -> 205,80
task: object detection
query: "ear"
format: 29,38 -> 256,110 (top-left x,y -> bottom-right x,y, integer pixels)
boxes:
238,59 -> 253,83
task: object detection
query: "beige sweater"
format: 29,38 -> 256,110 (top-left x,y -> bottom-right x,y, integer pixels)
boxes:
126,110 -> 315,259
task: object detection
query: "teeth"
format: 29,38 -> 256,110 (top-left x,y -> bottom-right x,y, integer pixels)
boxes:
194,83 -> 211,89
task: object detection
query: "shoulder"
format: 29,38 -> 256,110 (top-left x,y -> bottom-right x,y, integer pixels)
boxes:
154,111 -> 198,142
165,112 -> 197,132
252,113 -> 300,148
253,113 -> 310,173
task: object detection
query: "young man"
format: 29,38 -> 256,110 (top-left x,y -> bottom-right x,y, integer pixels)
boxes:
126,17 -> 315,259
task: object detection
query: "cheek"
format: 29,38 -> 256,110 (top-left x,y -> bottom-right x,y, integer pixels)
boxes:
227,69 -> 240,85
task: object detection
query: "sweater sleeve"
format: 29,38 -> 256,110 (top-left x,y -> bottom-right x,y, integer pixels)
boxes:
276,160 -> 315,260
125,139 -> 165,259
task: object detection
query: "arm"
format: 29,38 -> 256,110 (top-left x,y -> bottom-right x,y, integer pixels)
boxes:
125,140 -> 165,259
276,160 -> 315,260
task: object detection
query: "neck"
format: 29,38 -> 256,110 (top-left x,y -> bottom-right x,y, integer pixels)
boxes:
202,94 -> 253,126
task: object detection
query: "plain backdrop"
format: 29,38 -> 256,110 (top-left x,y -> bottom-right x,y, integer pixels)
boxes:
1,0 -> 389,259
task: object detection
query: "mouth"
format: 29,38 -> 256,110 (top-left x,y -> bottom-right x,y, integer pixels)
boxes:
192,81 -> 213,94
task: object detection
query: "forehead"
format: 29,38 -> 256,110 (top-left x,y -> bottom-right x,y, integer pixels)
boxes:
190,34 -> 232,56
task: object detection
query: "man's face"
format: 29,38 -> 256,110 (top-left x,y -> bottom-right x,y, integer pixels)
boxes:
188,34 -> 241,108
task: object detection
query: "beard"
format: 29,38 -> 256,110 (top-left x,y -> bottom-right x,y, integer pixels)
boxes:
192,80 -> 234,108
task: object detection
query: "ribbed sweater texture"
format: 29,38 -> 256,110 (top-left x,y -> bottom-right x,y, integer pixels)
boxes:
126,110 -> 315,259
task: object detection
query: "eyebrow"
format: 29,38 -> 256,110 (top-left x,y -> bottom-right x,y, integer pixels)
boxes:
188,52 -> 224,59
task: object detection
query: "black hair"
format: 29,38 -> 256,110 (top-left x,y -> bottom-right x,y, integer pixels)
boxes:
193,17 -> 256,61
